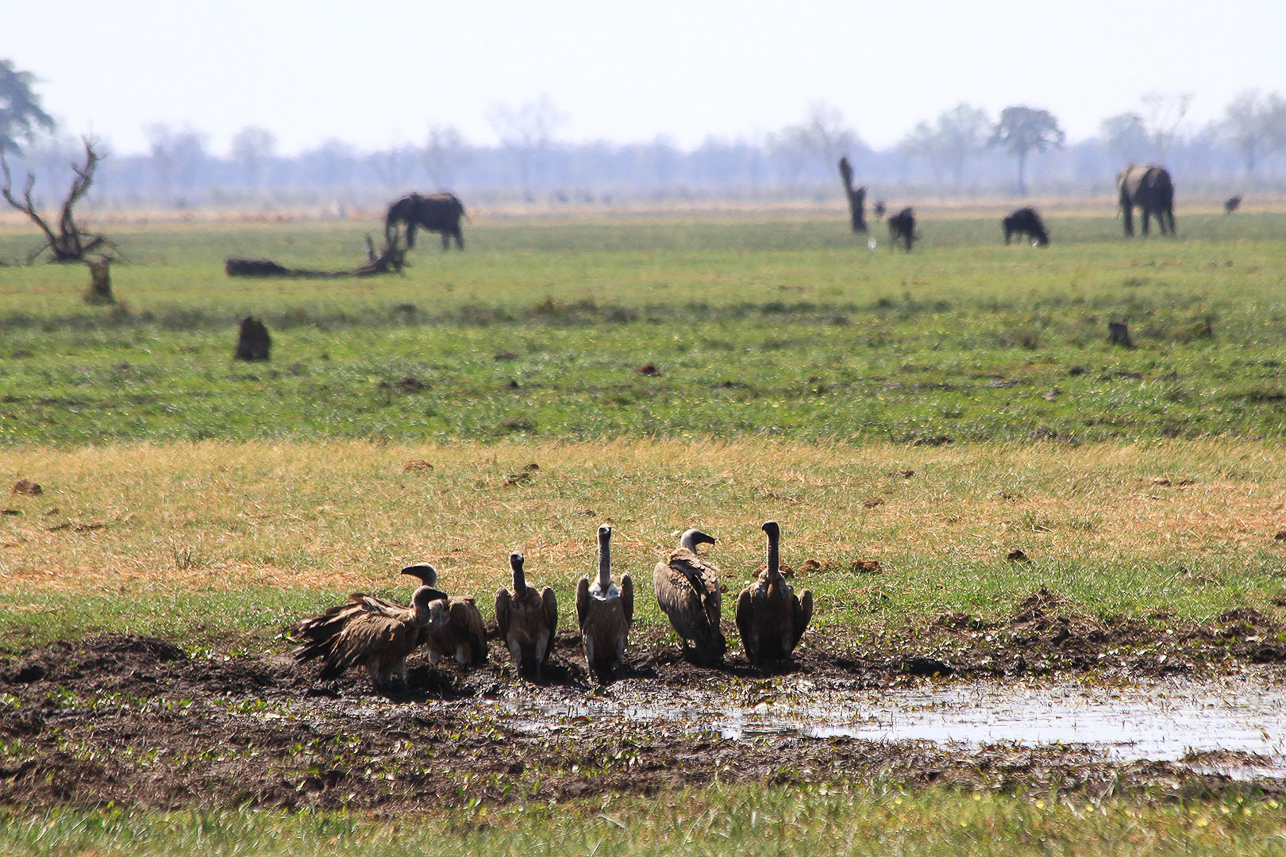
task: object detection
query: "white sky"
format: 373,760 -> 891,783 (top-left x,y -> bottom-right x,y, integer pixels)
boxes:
8,0 -> 1285,157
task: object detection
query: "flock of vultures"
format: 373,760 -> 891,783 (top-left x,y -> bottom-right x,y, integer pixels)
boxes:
292,522 -> 810,689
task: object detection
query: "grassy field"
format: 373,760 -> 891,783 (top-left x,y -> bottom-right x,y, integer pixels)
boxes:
3,207 -> 1286,852
2,439 -> 1285,652
2,210 -> 1286,446
2,783 -> 1284,856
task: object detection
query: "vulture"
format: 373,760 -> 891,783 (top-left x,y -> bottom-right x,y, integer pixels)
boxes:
404,563 -> 489,668
575,524 -> 634,681
495,551 -> 559,678
735,521 -> 813,669
292,574 -> 450,691
653,528 -> 726,666
292,565 -> 431,653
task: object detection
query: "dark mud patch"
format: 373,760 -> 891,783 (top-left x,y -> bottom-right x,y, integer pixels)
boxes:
2,595 -> 1285,812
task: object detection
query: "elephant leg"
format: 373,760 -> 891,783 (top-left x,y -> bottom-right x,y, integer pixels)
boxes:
1141,207 -> 1151,236
453,228 -> 464,250
405,222 -> 418,249
1122,203 -> 1134,236
440,231 -> 449,251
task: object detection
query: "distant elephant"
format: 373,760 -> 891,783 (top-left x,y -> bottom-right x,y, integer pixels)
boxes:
1117,165 -> 1175,237
385,192 -> 467,250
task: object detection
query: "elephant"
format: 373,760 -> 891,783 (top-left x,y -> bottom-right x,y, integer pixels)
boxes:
1002,207 -> 1049,246
1117,165 -> 1175,237
385,192 -> 467,250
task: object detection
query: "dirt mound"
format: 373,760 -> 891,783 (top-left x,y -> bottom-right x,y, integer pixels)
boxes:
4,634 -> 186,691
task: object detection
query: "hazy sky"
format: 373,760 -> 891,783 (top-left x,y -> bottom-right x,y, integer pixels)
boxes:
9,0 -> 1284,157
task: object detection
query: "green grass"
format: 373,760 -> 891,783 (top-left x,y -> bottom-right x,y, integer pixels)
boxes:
5,211 -> 1286,852
3,212 -> 1286,446
1,783 -> 1283,856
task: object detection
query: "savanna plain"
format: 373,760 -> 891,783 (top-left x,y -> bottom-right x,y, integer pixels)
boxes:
2,203 -> 1286,854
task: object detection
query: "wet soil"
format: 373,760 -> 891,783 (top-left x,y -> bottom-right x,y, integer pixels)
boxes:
3,589 -> 1285,812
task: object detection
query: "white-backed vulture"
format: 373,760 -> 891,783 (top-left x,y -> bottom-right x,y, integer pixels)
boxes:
292,563 -> 440,656
653,529 -> 726,666
292,582 -> 449,691
575,524 -> 633,681
405,564 -> 489,668
735,521 -> 813,668
495,551 -> 559,678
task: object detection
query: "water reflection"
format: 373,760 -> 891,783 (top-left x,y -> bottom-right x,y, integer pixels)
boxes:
499,674 -> 1286,777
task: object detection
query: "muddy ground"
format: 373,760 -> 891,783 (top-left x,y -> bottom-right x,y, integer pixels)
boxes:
2,589 -> 1285,812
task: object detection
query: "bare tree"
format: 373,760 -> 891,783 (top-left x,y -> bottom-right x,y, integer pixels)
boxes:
367,145 -> 418,192
487,95 -> 565,196
898,121 -> 946,189
1100,112 -> 1151,165
422,125 -> 471,189
1,136 -> 116,265
934,104 -> 991,188
144,124 -> 209,206
1139,92 -> 1192,163
230,125 -> 276,190
1219,89 -> 1286,179
766,124 -> 813,189
799,102 -> 857,168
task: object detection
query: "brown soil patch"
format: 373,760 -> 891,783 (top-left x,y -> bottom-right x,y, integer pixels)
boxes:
3,591 -> 1285,812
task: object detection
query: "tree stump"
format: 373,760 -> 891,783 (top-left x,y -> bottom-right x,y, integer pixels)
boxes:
1108,321 -> 1134,348
235,317 -> 271,361
837,156 -> 867,233
85,258 -> 114,304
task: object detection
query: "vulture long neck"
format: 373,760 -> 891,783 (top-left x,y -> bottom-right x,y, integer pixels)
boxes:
765,526 -> 781,581
597,528 -> 612,591
511,554 -> 527,595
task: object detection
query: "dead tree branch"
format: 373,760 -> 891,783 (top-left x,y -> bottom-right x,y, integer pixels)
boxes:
226,231 -> 406,278
0,136 -> 119,264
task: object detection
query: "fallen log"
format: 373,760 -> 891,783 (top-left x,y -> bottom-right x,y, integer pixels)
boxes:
226,234 -> 405,278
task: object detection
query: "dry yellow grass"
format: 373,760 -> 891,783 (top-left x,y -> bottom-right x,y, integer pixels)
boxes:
3,439 -> 1285,608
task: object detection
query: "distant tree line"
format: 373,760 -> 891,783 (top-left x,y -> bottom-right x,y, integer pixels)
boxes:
4,60 -> 1286,212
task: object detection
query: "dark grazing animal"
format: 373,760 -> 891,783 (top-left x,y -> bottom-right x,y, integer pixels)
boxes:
1224,195 -> 1242,214
385,192 -> 467,250
1002,207 -> 1049,246
887,207 -> 916,251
